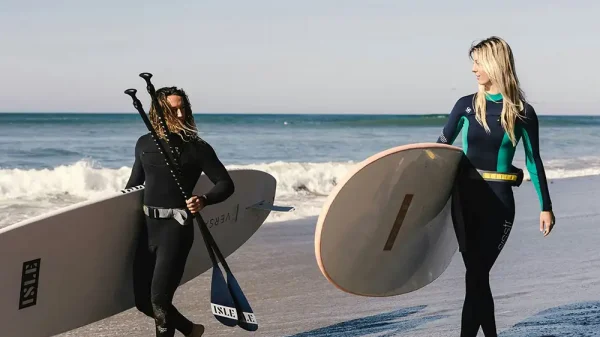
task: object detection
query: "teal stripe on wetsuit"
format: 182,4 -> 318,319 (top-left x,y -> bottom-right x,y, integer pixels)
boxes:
437,92 -> 552,211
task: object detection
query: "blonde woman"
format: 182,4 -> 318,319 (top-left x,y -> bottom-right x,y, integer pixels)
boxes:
437,36 -> 555,336
125,87 -> 235,337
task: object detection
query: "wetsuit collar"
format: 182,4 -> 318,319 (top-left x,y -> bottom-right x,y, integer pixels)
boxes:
485,92 -> 503,102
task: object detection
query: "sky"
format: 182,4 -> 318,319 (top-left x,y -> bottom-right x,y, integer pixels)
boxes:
0,0 -> 598,115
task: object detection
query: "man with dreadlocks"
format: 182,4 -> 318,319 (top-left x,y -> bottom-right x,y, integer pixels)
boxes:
125,86 -> 235,337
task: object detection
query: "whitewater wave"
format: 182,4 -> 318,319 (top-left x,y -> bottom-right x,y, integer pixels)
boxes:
2,159 -> 600,227
0,160 -> 356,226
0,161 -> 133,200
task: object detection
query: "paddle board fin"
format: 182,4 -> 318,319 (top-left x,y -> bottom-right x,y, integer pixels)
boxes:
248,201 -> 295,212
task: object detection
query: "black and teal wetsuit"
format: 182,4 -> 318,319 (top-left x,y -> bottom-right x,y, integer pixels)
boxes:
438,92 -> 552,211
437,93 -> 552,337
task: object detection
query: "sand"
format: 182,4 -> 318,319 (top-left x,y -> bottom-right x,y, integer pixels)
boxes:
57,175 -> 600,337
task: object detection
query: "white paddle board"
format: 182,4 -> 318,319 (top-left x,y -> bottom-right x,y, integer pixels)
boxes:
0,169 -> 278,337
315,143 -> 464,297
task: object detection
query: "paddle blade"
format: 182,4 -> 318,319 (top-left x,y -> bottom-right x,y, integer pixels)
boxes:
227,272 -> 258,331
210,265 -> 238,327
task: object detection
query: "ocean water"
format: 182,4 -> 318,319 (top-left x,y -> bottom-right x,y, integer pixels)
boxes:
1,113 -> 599,227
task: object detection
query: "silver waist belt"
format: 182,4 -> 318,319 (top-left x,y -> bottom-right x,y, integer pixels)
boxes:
143,205 -> 189,225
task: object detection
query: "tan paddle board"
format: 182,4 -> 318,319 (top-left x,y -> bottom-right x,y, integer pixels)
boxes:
315,143 -> 463,297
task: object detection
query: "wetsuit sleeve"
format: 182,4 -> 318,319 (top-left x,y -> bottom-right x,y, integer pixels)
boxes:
437,99 -> 466,145
200,143 -> 235,205
125,137 -> 145,189
520,106 -> 552,211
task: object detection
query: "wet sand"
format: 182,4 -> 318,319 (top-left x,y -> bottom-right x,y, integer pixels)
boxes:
59,175 -> 600,336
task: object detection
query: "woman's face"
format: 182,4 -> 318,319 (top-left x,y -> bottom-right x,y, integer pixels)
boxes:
471,55 -> 491,87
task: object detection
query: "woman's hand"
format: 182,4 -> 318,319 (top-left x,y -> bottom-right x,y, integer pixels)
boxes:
540,210 -> 555,237
186,195 -> 206,214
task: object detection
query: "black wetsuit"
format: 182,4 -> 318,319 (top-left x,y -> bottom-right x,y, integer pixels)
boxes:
437,93 -> 552,337
125,132 -> 234,337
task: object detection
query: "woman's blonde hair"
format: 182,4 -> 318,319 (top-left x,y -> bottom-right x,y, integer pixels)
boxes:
149,86 -> 199,140
469,36 -> 526,145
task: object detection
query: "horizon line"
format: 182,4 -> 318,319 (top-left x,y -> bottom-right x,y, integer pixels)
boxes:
1,111 -> 599,117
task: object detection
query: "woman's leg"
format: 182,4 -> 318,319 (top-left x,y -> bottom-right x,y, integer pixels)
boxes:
458,180 -> 515,337
461,247 -> 499,337
477,184 -> 515,336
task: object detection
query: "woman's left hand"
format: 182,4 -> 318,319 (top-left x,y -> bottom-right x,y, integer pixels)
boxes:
540,210 -> 555,237
186,195 -> 206,214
